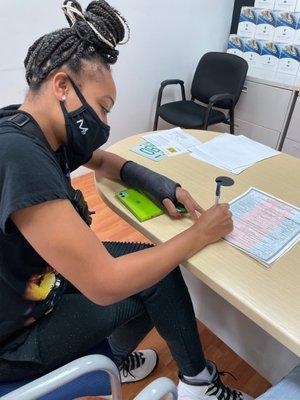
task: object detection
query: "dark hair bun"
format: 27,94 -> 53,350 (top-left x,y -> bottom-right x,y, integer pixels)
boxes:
62,1 -> 85,26
25,0 -> 129,88
62,0 -> 129,50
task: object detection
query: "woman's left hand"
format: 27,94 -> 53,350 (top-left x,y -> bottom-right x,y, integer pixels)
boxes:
162,187 -> 204,221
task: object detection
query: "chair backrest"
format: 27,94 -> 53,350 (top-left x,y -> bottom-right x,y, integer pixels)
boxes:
191,52 -> 248,109
0,339 -> 115,399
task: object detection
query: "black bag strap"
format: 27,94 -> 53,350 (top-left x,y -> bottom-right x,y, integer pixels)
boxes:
0,112 -> 94,226
1,112 -> 65,167
0,111 -> 74,187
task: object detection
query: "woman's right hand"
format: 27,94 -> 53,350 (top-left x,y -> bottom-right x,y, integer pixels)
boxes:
193,204 -> 234,246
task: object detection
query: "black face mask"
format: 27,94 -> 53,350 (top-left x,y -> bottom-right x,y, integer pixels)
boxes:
60,77 -> 111,158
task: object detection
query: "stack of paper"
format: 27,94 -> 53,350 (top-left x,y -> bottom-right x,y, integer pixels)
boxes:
225,188 -> 300,267
143,128 -> 202,157
190,134 -> 280,174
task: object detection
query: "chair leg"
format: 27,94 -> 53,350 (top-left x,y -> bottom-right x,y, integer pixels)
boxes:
229,108 -> 235,135
153,112 -> 159,131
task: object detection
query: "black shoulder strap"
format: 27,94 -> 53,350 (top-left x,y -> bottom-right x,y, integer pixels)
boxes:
0,112 -> 59,159
0,111 -> 73,190
0,111 -> 73,177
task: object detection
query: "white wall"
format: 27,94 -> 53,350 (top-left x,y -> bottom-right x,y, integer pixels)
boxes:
4,0 -> 298,386
107,0 -> 235,140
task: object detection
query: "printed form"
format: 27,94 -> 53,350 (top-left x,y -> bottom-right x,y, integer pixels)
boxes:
143,128 -> 202,156
226,188 -> 300,267
190,134 -> 280,174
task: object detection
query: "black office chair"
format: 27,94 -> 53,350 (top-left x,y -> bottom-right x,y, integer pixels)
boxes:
153,52 -> 248,134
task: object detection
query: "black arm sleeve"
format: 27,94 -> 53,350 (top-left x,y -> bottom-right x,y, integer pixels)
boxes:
120,160 -> 181,205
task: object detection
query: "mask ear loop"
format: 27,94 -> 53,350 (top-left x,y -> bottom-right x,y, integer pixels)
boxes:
67,76 -> 88,106
59,97 -> 75,153
65,75 -> 110,129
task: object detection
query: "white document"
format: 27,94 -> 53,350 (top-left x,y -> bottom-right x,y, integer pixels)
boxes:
190,147 -> 254,175
143,128 -> 202,157
225,188 -> 300,267
190,134 -> 280,173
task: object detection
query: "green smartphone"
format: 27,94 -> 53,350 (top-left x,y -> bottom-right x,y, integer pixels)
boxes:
115,188 -> 164,222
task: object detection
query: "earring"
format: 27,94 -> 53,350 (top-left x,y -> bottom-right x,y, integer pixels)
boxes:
61,95 -> 67,102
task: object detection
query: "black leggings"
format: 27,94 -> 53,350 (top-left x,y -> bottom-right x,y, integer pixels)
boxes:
0,242 -> 206,383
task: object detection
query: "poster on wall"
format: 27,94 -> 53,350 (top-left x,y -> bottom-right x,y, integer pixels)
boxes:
229,0 -> 300,82
231,0 -> 255,33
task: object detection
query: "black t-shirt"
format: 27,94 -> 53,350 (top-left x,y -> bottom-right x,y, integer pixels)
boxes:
0,108 -> 93,343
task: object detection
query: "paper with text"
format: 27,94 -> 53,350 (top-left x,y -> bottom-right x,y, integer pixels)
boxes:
225,188 -> 300,267
190,147 -> 254,174
143,128 -> 202,157
190,134 -> 280,173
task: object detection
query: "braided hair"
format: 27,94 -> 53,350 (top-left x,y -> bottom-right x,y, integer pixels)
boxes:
24,0 -> 130,90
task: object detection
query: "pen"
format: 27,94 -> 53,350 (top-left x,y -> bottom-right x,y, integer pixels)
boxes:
215,176 -> 235,205
215,182 -> 222,205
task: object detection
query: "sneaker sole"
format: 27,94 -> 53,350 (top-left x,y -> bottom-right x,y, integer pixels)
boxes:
121,349 -> 159,384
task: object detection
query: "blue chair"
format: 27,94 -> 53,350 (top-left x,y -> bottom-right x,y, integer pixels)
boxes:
256,365 -> 300,400
0,339 -> 115,399
0,352 -> 178,400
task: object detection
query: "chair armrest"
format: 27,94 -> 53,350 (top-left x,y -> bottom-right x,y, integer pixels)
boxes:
153,79 -> 186,130
1,355 -> 122,400
134,377 -> 178,400
202,93 -> 235,130
208,93 -> 235,108
156,80 -> 186,107
160,79 -> 185,88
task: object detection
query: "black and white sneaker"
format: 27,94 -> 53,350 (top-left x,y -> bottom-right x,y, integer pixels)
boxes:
119,349 -> 159,383
178,360 -> 253,400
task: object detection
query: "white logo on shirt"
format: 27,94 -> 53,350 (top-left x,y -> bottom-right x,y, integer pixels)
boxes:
77,119 -> 89,135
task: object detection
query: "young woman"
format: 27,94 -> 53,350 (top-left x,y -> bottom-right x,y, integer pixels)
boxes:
0,1 -> 252,399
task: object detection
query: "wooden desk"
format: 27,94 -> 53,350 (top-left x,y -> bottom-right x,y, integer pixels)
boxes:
95,130 -> 300,356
